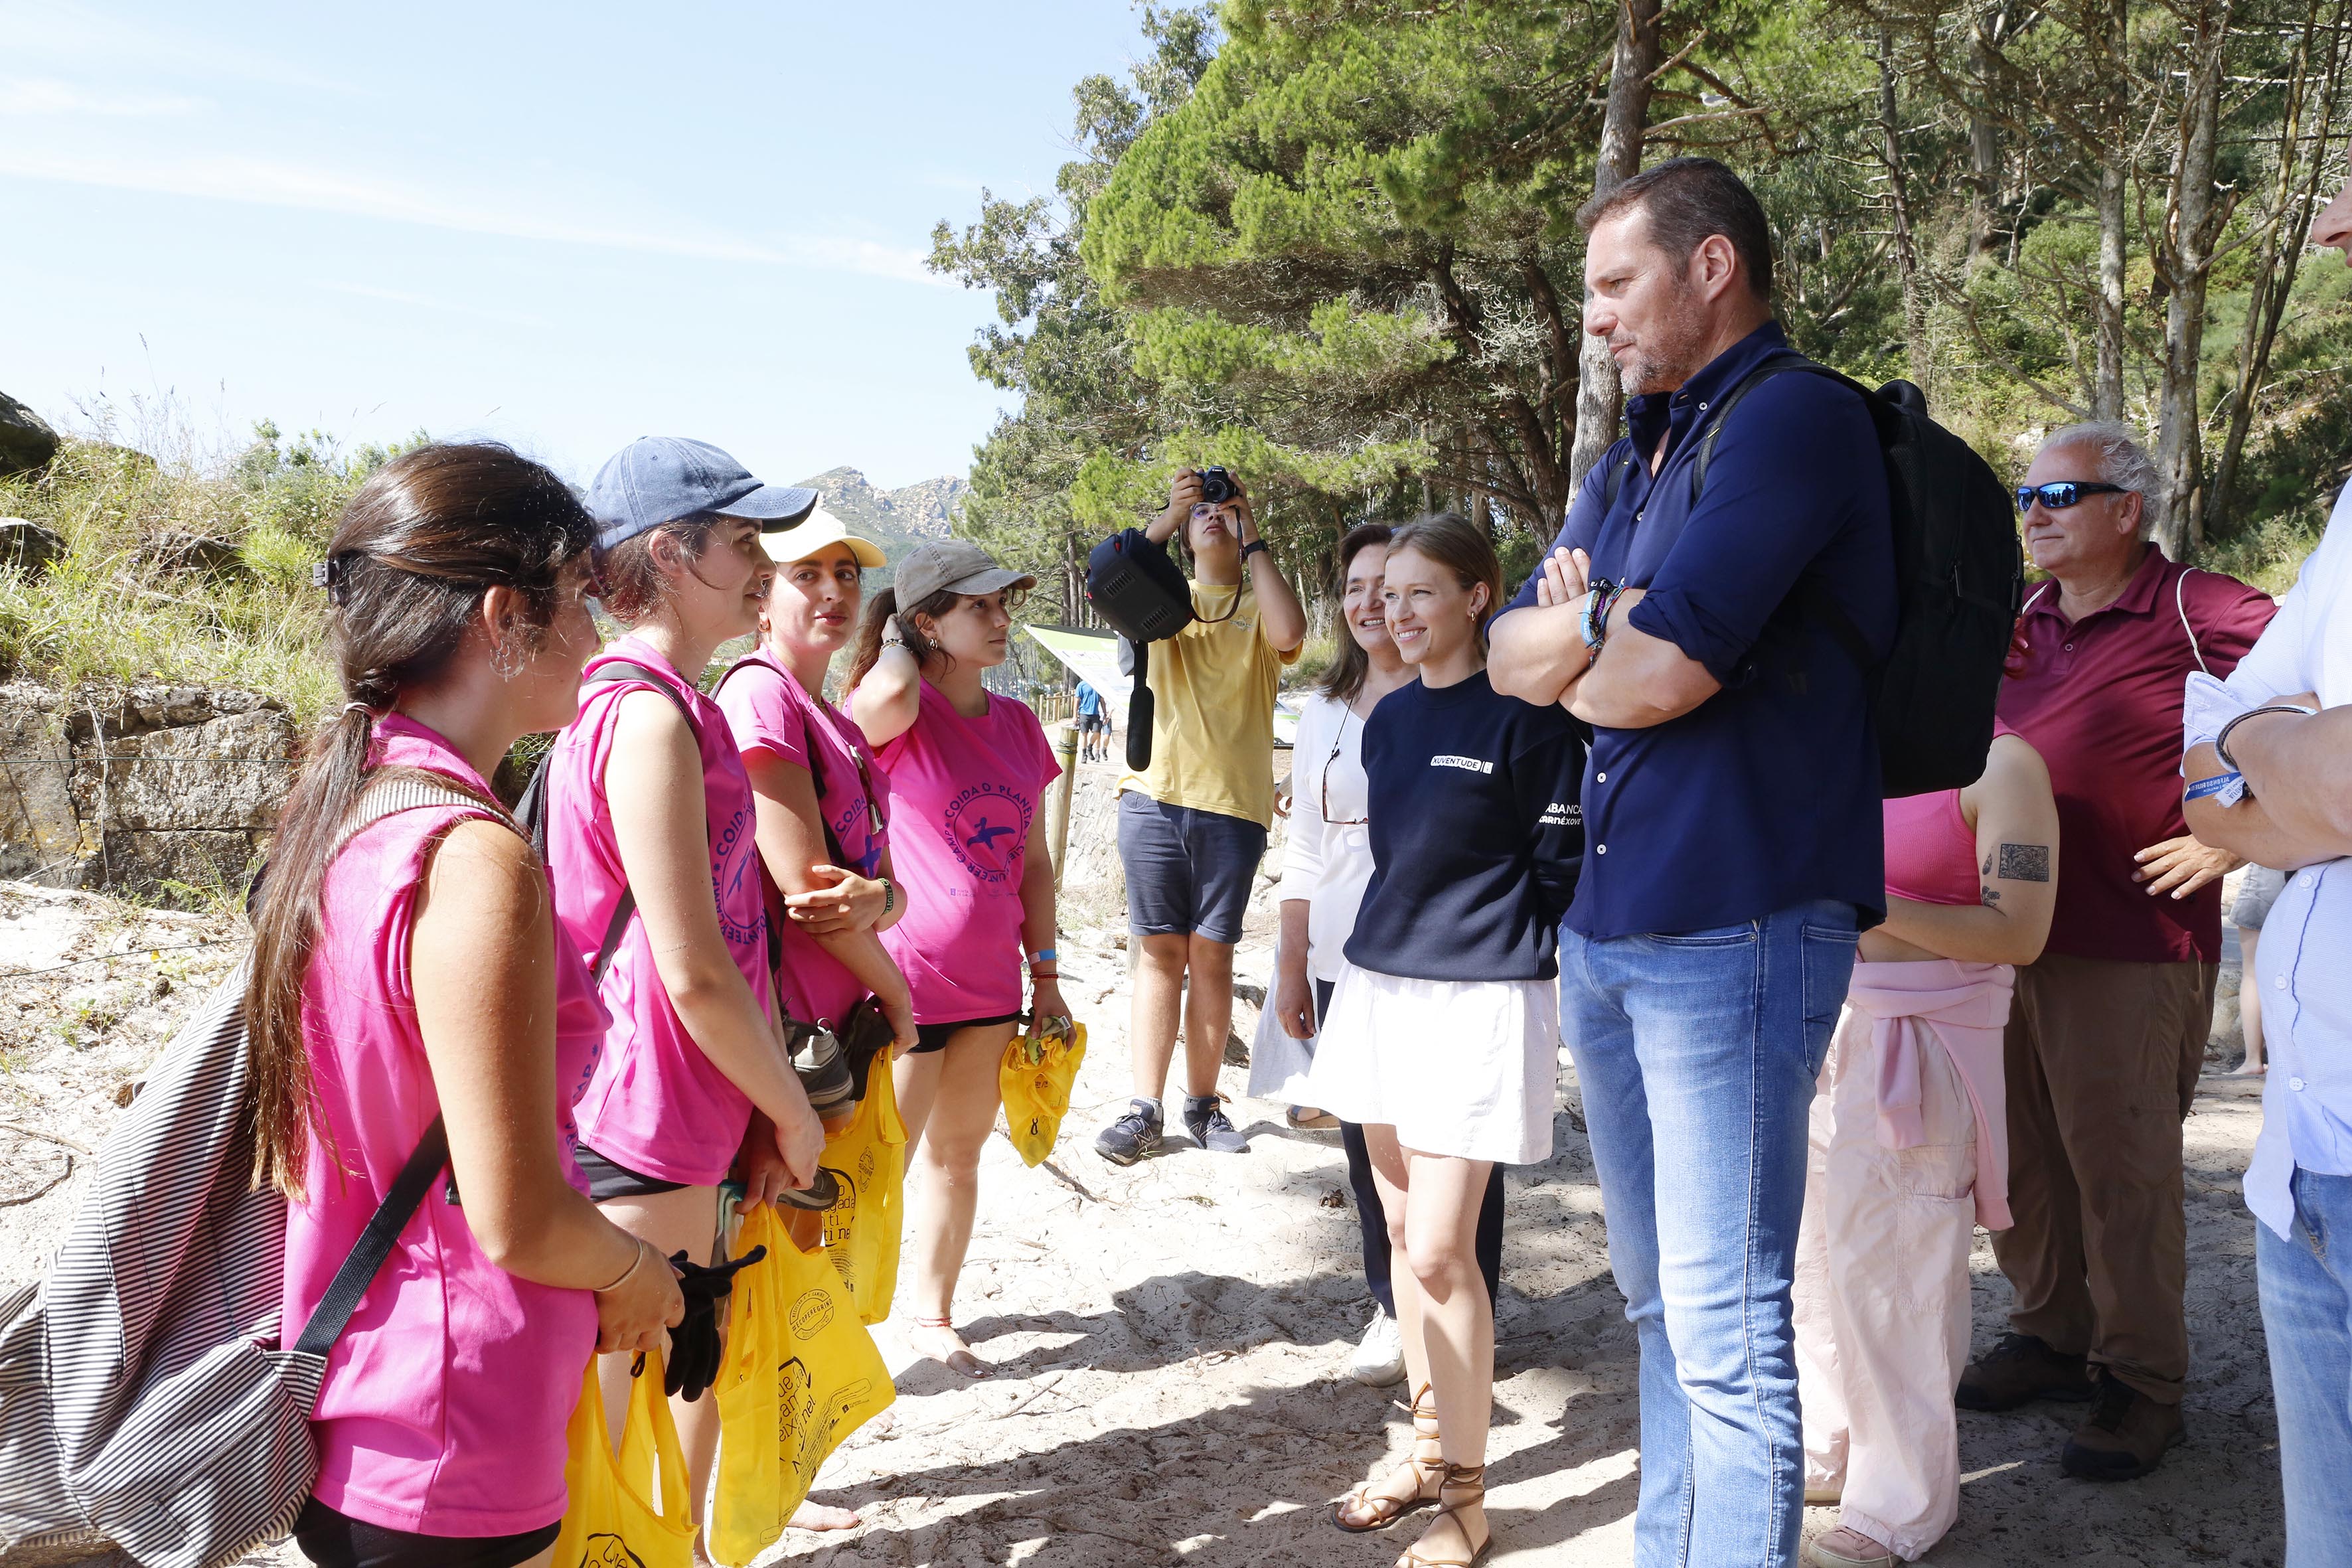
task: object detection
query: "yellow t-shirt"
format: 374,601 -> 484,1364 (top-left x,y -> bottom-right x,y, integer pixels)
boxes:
1119,580 -> 1300,827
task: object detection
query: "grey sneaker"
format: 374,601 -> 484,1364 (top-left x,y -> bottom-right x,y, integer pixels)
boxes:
1094,1099 -> 1164,1166
1183,1094 -> 1247,1153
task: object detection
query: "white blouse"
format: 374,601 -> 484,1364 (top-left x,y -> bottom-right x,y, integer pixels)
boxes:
1277,690 -> 1379,983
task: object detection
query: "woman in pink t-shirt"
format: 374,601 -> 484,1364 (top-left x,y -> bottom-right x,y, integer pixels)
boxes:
847,540 -> 1066,1378
541,438 -> 828,1553
254,444 -> 682,1568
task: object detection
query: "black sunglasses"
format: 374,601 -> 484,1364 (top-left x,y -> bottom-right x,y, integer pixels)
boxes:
2015,481 -> 2128,514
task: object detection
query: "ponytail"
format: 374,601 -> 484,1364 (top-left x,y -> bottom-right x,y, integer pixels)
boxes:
244,442 -> 593,1199
847,584 -> 962,690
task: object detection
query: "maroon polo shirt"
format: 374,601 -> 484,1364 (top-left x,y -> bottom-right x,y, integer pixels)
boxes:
1997,545 -> 2275,963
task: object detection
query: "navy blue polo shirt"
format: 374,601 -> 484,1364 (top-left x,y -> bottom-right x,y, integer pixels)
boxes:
1496,320 -> 1895,939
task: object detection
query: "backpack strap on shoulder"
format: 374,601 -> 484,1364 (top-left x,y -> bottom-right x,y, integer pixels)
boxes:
291,1113 -> 449,1357
577,659 -> 705,982
1688,357 -> 1877,506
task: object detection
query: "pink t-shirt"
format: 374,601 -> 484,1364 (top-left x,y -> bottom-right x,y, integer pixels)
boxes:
869,680 -> 1058,1021
546,637 -> 773,1186
712,648 -> 892,1030
281,714 -> 603,1537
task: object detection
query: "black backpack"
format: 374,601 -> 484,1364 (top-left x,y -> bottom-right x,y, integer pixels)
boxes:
1084,527 -> 1198,771
1684,361 -> 2024,799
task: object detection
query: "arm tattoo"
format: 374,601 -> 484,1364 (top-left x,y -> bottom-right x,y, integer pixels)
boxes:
1998,843 -> 2052,882
1980,884 -> 2002,907
1981,850 -> 1994,876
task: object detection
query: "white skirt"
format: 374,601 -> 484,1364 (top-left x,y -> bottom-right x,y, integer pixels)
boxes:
1303,963 -> 1560,1166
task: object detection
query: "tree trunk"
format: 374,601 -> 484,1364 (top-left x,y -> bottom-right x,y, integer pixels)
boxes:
1567,0 -> 1665,501
1878,29 -> 1935,398
2094,159 -> 2128,421
1968,14 -> 2006,258
2154,0 -> 2233,558
2215,0 -> 2347,527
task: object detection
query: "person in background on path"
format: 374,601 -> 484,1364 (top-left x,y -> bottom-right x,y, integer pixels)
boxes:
542,438 -> 828,1562
1271,523 -> 1508,1390
1793,728 -> 2059,1567
2227,865 -> 2283,1075
1966,422 -> 2276,1481
711,509 -> 916,1535
262,445 -> 682,1568
1488,157 -> 1893,1568
2179,223 -> 2352,1555
1096,467 -> 1306,1165
848,540 -> 1067,1379
1308,514 -> 1581,1568
1075,678 -> 1109,762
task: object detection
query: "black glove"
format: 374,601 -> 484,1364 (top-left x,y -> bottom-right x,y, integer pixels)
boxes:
664,1245 -> 767,1403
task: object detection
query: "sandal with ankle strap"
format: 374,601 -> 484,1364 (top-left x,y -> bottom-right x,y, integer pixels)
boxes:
1396,1461 -> 1492,1568
1332,1384 -> 1444,1533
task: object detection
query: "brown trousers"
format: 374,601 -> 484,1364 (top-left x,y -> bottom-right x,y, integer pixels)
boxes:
1990,952 -> 2215,1404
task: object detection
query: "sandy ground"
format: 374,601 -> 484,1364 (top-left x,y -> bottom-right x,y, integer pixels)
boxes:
0,799 -> 2286,1567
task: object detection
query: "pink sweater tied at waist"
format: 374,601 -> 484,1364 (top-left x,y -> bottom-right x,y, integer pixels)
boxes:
1845,957 -> 2016,1231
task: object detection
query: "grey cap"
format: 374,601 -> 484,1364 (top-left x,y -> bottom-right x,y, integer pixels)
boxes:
896,539 -> 1036,605
586,436 -> 819,552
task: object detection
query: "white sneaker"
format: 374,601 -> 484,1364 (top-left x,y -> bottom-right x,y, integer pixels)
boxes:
1348,1308 -> 1407,1387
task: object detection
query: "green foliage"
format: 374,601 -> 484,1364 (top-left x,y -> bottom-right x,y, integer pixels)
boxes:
0,420 -> 424,714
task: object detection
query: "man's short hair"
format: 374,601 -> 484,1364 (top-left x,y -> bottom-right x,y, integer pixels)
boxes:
1577,157 -> 1774,303
2041,420 -> 2163,539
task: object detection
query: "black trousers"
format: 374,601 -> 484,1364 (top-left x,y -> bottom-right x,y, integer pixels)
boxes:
1316,979 -> 1506,1318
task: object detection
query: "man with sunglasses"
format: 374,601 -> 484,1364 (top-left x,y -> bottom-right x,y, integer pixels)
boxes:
1970,422 -> 2274,1481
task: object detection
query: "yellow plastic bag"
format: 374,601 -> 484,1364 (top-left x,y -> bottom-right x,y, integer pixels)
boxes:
550,1352 -> 696,1568
819,1057 -> 905,1323
1000,1017 -> 1087,1166
709,1202 -> 897,1566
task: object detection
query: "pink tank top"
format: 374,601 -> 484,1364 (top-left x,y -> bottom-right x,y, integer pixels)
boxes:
281,714 -> 603,1537
712,648 -> 892,1030
868,680 -> 1059,1021
1883,788 -> 1978,907
545,637 -> 773,1186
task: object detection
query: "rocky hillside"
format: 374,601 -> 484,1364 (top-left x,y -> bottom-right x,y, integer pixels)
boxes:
794,466 -> 967,568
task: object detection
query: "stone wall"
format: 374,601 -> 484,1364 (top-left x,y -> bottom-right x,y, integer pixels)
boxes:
0,682 -> 297,897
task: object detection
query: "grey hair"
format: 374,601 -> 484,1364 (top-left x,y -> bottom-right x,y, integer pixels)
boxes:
2041,420 -> 2162,537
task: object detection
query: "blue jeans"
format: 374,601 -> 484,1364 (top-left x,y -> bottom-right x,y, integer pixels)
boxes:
2260,1168 -> 2352,1568
1559,899 -> 1859,1568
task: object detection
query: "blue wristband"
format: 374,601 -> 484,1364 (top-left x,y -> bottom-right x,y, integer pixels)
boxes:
1029,947 -> 1059,965
2184,771 -> 2242,803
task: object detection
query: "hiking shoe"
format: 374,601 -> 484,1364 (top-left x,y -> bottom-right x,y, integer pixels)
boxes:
1183,1094 -> 1247,1152
1094,1099 -> 1163,1166
1348,1308 -> 1406,1387
2061,1369 -> 2185,1481
1956,1332 -> 2092,1411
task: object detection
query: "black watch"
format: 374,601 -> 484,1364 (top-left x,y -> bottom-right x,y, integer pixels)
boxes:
1241,538 -> 1270,561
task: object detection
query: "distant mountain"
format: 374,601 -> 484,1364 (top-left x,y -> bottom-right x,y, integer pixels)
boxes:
795,467 -> 966,571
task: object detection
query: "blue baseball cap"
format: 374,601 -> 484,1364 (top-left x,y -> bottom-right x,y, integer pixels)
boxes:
586,437 -> 819,552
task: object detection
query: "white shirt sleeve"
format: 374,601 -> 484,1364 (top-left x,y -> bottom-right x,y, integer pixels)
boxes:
1278,696 -> 1333,905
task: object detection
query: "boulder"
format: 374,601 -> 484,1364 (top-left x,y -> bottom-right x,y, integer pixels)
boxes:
0,682 -> 296,898
0,517 -> 64,575
0,392 -> 59,477
137,532 -> 248,582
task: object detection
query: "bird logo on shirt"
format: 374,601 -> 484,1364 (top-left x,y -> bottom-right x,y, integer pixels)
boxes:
965,817 -> 1016,852
943,783 -> 1032,884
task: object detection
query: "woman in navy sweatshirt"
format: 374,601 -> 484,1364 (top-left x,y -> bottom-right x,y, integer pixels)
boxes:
1308,513 -> 1583,1568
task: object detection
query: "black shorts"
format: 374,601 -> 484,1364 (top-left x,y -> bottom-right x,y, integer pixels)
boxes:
295,1498 -> 557,1568
574,1140 -> 687,1202
911,1013 -> 1026,1054
1079,712 -> 1107,732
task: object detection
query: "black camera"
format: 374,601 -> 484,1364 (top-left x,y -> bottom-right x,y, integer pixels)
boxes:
1196,466 -> 1236,505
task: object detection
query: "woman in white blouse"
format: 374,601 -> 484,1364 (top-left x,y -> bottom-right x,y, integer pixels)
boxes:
1272,524 -> 1506,1391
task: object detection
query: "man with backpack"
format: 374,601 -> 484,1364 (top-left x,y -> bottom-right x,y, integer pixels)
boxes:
1488,157 -> 1899,1568
1963,423 -> 2274,1482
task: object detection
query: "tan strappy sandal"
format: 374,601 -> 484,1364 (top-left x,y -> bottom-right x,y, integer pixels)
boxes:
1396,1462 -> 1492,1568
1331,1383 -> 1443,1533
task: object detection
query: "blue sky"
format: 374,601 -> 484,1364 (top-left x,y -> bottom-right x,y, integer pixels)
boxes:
0,1 -> 1154,490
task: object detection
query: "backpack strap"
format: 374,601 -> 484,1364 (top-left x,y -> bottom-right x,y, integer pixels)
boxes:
1599,451 -> 1636,516
578,661 -> 700,984
291,1113 -> 450,1357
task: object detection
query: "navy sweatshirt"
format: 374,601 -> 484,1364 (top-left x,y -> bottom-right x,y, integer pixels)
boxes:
1344,670 -> 1585,982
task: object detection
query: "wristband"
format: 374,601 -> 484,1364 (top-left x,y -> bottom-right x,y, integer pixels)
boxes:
881,878 -> 897,919
2215,703 -> 2319,770
1029,947 -> 1058,965
1241,538 -> 1270,562
2184,771 -> 2243,803
1581,579 -> 1623,659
